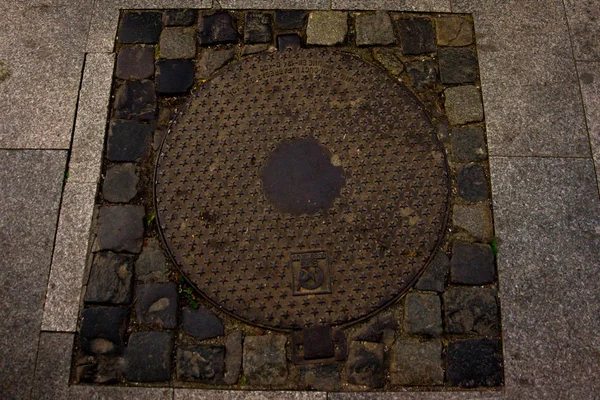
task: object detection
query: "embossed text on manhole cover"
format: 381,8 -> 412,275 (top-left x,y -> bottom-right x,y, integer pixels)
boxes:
155,49 -> 450,331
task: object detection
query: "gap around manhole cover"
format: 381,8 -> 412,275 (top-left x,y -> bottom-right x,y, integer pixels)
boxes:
155,48 -> 450,331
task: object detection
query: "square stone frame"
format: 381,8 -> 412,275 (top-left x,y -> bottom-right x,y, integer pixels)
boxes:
36,2 -> 511,399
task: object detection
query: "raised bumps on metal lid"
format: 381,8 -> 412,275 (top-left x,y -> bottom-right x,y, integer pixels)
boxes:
155,48 -> 449,331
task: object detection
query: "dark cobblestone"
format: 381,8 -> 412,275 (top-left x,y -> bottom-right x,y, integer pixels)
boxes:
407,60 -> 438,91
80,307 -> 128,355
102,163 -> 139,203
439,47 -> 478,84
116,45 -> 154,80
182,306 -> 224,340
451,242 -> 495,285
277,34 -> 302,51
135,283 -> 178,328
96,205 -> 145,253
404,292 -> 442,337
451,126 -> 487,162
118,12 -> 162,44
223,331 -> 243,385
159,27 -> 196,59
372,47 -> 404,76
84,251 -> 133,304
300,363 -> 343,391
113,80 -> 156,121
245,12 -> 273,44
156,59 -> 195,94
197,49 -> 235,80
415,251 -> 449,293
390,339 -> 443,385
123,331 -> 174,382
355,12 -> 395,46
353,311 -> 396,344
444,286 -> 499,335
177,345 -> 225,383
164,9 -> 196,27
447,339 -> 503,387
457,164 -> 490,202
275,10 -> 306,30
135,238 -> 168,283
198,12 -> 238,45
344,341 -> 385,388
243,335 -> 288,385
106,120 -> 153,162
396,18 -> 436,55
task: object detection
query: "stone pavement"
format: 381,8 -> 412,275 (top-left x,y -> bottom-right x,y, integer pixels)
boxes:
0,0 -> 598,399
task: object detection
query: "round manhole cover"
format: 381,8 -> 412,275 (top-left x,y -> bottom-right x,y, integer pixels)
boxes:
155,49 -> 449,331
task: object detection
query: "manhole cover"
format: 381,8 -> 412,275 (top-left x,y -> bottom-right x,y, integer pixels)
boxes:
155,49 -> 449,331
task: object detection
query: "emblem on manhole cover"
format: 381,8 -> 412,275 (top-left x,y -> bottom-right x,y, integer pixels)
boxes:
155,49 -> 449,330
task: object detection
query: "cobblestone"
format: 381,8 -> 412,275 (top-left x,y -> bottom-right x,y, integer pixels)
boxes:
197,49 -> 235,80
113,80 -> 157,121
223,330 -> 243,385
118,12 -> 162,44
164,9 -> 196,27
444,85 -> 484,125
135,238 -> 168,283
453,203 -> 494,242
390,339 -> 444,385
407,60 -> 438,91
355,12 -> 395,46
436,15 -> 473,47
306,12 -> 347,46
135,283 -> 178,329
116,45 -> 154,80
124,331 -> 174,382
80,307 -> 128,355
451,242 -> 496,285
439,47 -> 478,84
415,251 -> 449,293
244,12 -> 273,44
106,120 -> 153,162
156,59 -> 195,94
444,286 -> 499,335
353,311 -> 396,344
300,363 -> 343,391
198,12 -> 238,45
344,341 -> 385,388
182,306 -> 224,340
243,335 -> 288,385
457,164 -> 490,202
84,252 -> 133,304
396,18 -> 435,55
451,126 -> 488,162
372,47 -> 404,76
159,27 -> 196,59
96,205 -> 145,253
277,34 -> 302,50
177,346 -> 225,383
274,10 -> 306,30
446,339 -> 503,387
102,163 -> 139,203
403,292 -> 442,337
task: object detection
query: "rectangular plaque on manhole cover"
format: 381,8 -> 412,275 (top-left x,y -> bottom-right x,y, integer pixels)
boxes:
290,251 -> 332,296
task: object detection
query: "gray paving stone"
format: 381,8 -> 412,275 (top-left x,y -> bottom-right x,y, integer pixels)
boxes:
182,306 -> 224,340
198,12 -> 238,45
490,157 -> 600,394
352,311 -> 396,344
96,205 -> 145,253
396,18 -> 436,55
306,12 -> 348,46
159,27 -> 196,59
113,80 -> 157,120
403,292 -> 442,337
451,126 -> 488,162
444,286 -> 499,336
80,307 -> 128,355
124,331 -> 174,382
85,252 -> 134,305
243,335 -> 288,385
438,47 -> 478,84
577,61 -> 600,189
447,338 -> 503,387
0,150 -> 65,398
407,59 -> 437,91
245,12 -> 273,44
32,333 -> 73,400
436,15 -> 473,46
331,0 -> 451,11
70,386 -> 173,400
219,0 -> 329,9
135,283 -> 178,328
329,392 -> 502,400
300,363 -> 343,391
344,341 -> 385,388
390,339 -> 443,386
177,345 -> 225,383
451,242 -> 495,285
243,43 -> 274,55
164,9 -> 197,27
102,163 -> 139,203
135,238 -> 169,282
275,10 -> 306,30
456,164 -> 490,202
116,45 -> 155,79
106,120 -> 153,162
355,12 -> 395,46
197,49 -> 236,80
224,330 -> 243,385
372,47 -> 404,76
453,203 -> 494,242
0,5 -> 89,149
564,0 -> 600,61
444,85 -> 484,125
414,251 -> 449,293
117,11 -> 162,44
68,53 -> 115,184
42,182 -> 97,332
175,390 -> 327,399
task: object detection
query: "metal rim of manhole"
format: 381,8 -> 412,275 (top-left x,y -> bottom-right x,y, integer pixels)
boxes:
154,48 -> 450,331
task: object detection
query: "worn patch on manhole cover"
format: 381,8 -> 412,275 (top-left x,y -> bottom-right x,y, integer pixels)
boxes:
155,49 -> 449,330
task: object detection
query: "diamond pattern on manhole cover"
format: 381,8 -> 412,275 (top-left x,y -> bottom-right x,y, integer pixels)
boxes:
155,49 -> 450,331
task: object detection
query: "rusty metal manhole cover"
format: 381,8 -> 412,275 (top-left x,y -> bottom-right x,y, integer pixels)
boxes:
155,49 -> 449,331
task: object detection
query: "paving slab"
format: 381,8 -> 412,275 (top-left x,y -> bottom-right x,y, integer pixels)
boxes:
218,0 -> 329,9
42,182 -> 97,332
577,61 -> 600,190
175,390 -> 327,399
0,150 -> 66,399
32,332 -> 73,400
0,4 -> 90,149
68,53 -> 115,184
489,157 -> 600,397
453,0 -> 590,157
329,392 -> 503,399
331,0 -> 450,11
563,0 -> 600,61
